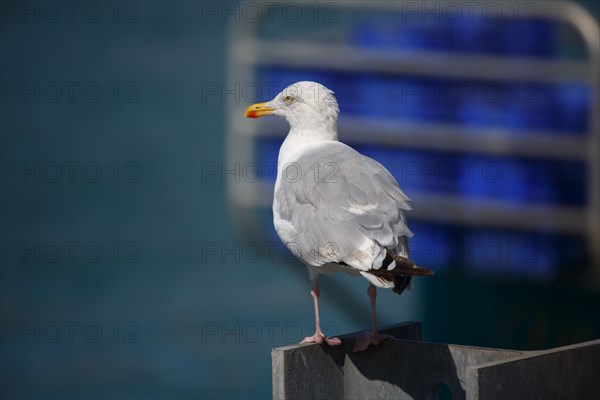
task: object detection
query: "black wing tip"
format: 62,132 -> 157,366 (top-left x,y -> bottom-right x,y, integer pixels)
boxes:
393,275 -> 412,295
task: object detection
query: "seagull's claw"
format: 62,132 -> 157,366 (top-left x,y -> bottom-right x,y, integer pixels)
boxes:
352,331 -> 393,352
301,332 -> 342,346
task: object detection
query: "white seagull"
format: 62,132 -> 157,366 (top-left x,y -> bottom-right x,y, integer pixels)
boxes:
245,81 -> 433,351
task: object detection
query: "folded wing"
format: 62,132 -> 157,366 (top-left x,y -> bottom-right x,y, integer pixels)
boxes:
273,141 -> 413,283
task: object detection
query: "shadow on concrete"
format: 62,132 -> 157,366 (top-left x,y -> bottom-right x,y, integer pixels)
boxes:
274,322 -> 523,400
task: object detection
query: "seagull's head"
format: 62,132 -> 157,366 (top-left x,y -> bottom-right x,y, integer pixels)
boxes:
245,81 -> 339,137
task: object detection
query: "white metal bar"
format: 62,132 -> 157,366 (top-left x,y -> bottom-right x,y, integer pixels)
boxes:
238,38 -> 591,83
409,192 -> 586,234
248,118 -> 588,160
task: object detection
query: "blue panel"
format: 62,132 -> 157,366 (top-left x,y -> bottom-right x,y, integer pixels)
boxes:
258,67 -> 590,134
253,10 -> 589,282
350,15 -> 558,58
408,221 -> 587,280
373,147 -> 586,206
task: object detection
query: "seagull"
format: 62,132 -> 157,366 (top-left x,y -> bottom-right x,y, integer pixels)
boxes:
245,81 -> 433,351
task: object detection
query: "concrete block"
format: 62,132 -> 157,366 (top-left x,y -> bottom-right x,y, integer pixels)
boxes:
272,322 -> 599,400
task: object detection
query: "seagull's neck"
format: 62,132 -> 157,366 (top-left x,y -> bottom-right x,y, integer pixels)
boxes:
278,127 -> 339,167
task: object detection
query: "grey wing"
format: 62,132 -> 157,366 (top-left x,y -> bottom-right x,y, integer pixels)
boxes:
273,141 -> 412,276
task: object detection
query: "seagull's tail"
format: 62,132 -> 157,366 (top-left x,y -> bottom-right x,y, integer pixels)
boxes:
392,275 -> 413,295
366,237 -> 434,295
360,237 -> 434,295
370,252 -> 433,294
391,236 -> 413,294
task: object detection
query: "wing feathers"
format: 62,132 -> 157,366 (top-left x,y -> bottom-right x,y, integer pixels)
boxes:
274,141 -> 413,274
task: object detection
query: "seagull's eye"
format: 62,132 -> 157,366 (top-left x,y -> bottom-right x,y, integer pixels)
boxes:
284,96 -> 295,104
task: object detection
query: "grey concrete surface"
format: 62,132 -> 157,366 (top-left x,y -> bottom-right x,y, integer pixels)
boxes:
273,322 -> 599,400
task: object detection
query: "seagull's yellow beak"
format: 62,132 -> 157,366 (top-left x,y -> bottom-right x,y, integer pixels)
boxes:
245,102 -> 275,119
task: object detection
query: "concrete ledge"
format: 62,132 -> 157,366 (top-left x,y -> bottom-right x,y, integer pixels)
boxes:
466,340 -> 600,400
272,322 -> 600,400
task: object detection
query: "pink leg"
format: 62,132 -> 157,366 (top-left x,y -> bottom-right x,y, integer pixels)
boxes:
368,283 -> 380,344
353,284 -> 392,352
300,277 -> 341,346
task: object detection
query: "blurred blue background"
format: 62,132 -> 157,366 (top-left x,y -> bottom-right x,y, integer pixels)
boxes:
1,1 -> 600,399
